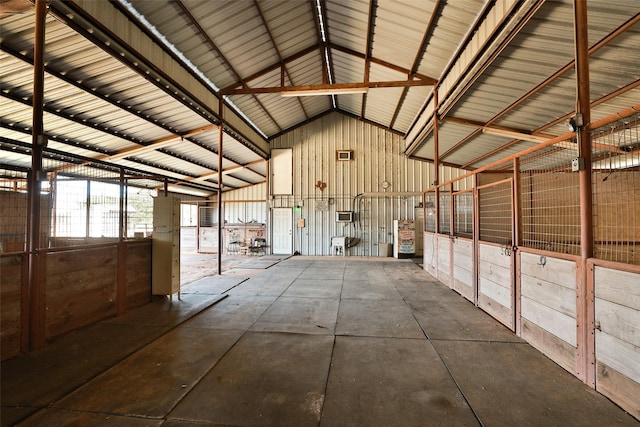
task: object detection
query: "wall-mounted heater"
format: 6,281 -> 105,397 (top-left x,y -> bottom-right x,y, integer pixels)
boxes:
336,211 -> 354,223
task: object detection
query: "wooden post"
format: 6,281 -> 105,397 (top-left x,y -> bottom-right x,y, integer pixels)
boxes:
574,0 -> 595,388
28,0 -> 48,350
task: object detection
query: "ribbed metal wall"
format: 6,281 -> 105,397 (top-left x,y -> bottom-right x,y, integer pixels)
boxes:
266,112 -> 464,256
222,183 -> 267,224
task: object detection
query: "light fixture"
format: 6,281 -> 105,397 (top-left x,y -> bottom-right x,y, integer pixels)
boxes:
281,87 -> 369,97
568,114 -> 583,132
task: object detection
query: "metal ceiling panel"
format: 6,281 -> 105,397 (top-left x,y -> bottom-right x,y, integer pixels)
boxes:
372,0 -> 436,70
336,94 -> 364,120
468,141 -> 539,170
394,85 -> 434,133
364,87 -> 405,127
330,48 -> 365,84
127,0 -> 235,89
257,1 -> 317,59
289,49 -> 327,81
2,0 -> 638,195
189,1 -> 279,80
325,0 -> 370,53
416,0 -> 481,80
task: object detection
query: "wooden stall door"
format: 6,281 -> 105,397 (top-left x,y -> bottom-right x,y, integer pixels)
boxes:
477,179 -> 516,331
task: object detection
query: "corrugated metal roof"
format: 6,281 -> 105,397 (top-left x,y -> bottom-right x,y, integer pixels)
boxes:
410,0 -> 639,169
1,2 -> 267,196
1,0 -> 638,193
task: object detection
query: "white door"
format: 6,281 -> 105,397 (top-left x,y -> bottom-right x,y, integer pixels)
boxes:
272,208 -> 293,254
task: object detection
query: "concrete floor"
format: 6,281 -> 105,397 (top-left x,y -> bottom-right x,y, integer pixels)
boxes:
2,256 -> 639,426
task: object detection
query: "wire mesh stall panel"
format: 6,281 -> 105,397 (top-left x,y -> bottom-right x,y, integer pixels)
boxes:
591,113 -> 640,265
451,189 -> 475,301
439,186 -> 451,235
125,177 -> 162,239
424,191 -> 436,233
45,156 -> 126,246
198,204 -> 220,253
478,179 -> 513,246
0,167 -> 31,253
0,167 -> 29,360
477,179 -> 515,328
453,190 -> 473,238
519,147 -> 581,255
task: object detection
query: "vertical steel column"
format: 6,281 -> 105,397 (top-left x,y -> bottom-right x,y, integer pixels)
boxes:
217,100 -> 224,275
119,170 -> 125,241
196,202 -> 201,253
473,174 -> 479,306
117,169 -> 126,315
48,172 -> 56,248
265,156 -> 270,254
512,158 -> 522,335
433,89 -> 440,234
85,180 -> 91,239
574,0 -> 595,388
28,0 -> 48,350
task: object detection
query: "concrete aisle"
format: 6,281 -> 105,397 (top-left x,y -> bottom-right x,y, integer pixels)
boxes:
2,257 -> 638,426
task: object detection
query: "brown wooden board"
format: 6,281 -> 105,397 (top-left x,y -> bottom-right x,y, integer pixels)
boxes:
125,240 -> 152,309
45,246 -> 118,339
596,360 -> 640,420
1,255 -> 24,360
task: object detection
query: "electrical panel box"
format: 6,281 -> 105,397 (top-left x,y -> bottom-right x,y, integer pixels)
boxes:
571,157 -> 585,172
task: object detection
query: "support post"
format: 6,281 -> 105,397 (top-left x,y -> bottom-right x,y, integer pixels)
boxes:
574,0 -> 595,388
513,158 -> 522,335
85,180 -> 91,239
28,0 -> 48,350
217,99 -> 224,275
117,168 -> 126,315
433,89 -> 440,234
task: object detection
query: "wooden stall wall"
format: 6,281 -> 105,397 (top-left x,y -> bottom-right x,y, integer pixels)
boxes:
125,240 -> 152,309
452,238 -> 474,302
0,192 -> 50,253
520,252 -> 578,375
0,254 -> 26,361
423,233 -> 437,277
45,245 -> 118,339
478,243 -> 513,329
1,242 -> 152,360
592,171 -> 640,265
437,237 -> 452,286
593,264 -> 640,418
